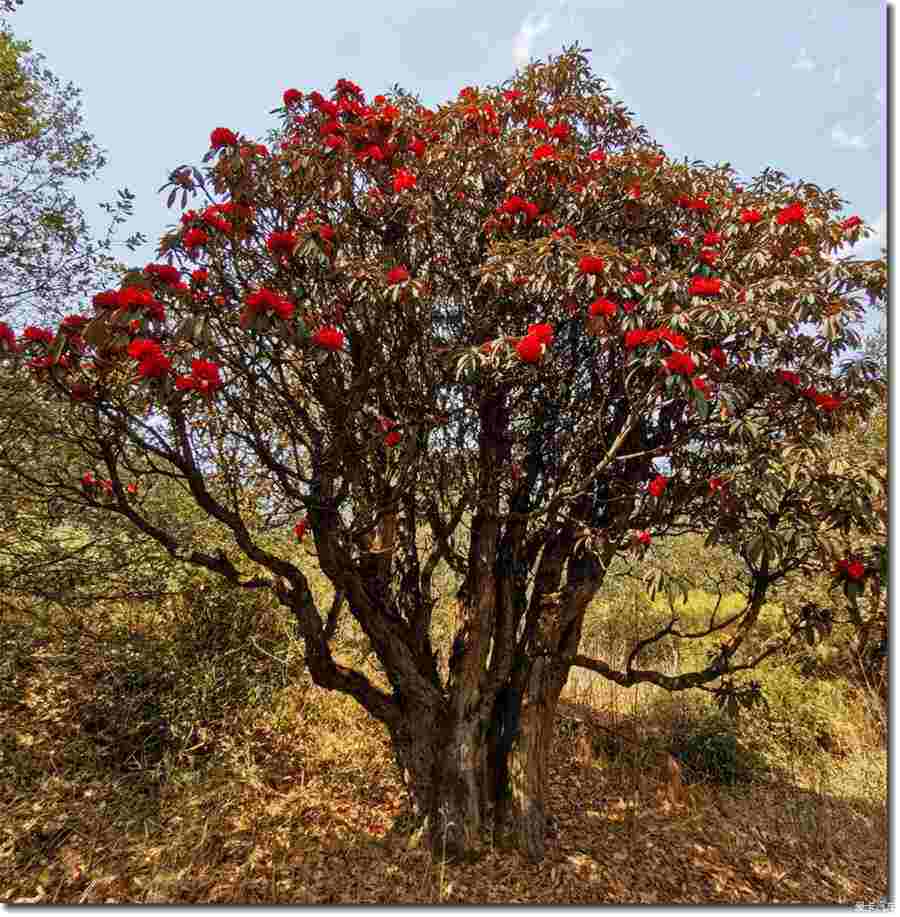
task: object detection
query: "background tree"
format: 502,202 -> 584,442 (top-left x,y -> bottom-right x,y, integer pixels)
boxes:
0,47 -> 886,862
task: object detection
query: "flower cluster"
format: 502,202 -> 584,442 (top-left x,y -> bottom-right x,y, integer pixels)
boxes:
516,323 -> 554,364
312,327 -> 345,351
500,196 -> 539,222
578,256 -> 605,275
688,276 -> 722,297
127,338 -> 171,379
648,475 -> 669,498
243,288 -> 295,322
776,202 -> 806,226
266,230 -> 298,256
176,359 -> 223,395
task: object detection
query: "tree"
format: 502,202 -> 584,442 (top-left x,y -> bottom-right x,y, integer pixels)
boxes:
0,4 -> 145,325
0,47 -> 886,862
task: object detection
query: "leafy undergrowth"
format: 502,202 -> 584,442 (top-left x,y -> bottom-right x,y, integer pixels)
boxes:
0,607 -> 887,904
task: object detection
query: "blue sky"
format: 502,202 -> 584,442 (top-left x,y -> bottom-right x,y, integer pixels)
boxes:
10,0 -> 888,319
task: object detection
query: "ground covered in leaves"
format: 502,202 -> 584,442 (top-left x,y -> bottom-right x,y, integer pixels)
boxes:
0,614 -> 888,905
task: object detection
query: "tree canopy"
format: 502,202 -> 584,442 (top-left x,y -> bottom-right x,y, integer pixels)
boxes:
0,46 -> 887,861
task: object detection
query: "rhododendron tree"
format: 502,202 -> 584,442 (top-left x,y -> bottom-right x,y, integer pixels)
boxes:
0,47 -> 886,862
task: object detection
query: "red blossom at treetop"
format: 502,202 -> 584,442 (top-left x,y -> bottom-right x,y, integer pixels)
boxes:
144,263 -> 181,286
283,88 -> 303,107
739,209 -> 763,224
776,202 -> 806,226
532,144 -> 555,161
841,215 -> 863,231
209,127 -> 238,149
23,326 -> 54,344
182,227 -> 209,251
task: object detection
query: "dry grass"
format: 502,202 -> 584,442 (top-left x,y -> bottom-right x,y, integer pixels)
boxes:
0,591 -> 887,905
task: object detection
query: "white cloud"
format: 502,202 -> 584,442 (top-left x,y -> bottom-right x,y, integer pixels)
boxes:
512,12 -> 552,69
792,48 -> 816,71
831,123 -> 870,151
833,67 -> 841,85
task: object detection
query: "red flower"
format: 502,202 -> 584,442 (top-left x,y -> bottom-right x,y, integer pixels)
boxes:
689,276 -> 721,297
176,359 -> 223,395
703,232 -> 722,245
127,483 -> 138,495
312,326 -> 345,351
23,325 -> 53,344
358,144 -> 384,162
532,144 -> 555,161
183,228 -> 209,250
209,127 -> 238,149
528,116 -> 549,133
709,477 -> 725,492
92,289 -> 119,309
335,78 -> 363,97
385,431 -> 402,447
323,134 -> 345,150
800,386 -> 818,400
294,517 -> 309,540
665,352 -> 697,376
0,321 -> 14,351
578,255 -> 605,275
266,231 -> 298,256
137,353 -> 171,379
387,265 -> 410,285
776,369 -> 801,387
776,203 -> 806,226
515,335 -> 544,363
648,475 -> 669,498
624,329 -> 659,350
549,121 -> 570,141
128,338 -> 161,361
739,209 -> 762,224
626,268 -> 647,285
847,561 -> 865,581
528,323 -> 554,346
553,224 -> 577,241
144,263 -> 181,286
245,288 -> 295,320
283,88 -> 303,107
659,328 -> 688,350
709,347 -> 726,369
192,269 -> 208,284
814,393 -> 844,413
589,297 -> 618,318
692,376 -> 711,397
81,472 -> 96,488
393,169 -> 417,192
699,248 -> 718,266
841,215 -> 863,231
317,225 -> 335,243
588,149 -> 606,163
503,90 -> 524,102
635,530 -> 652,547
